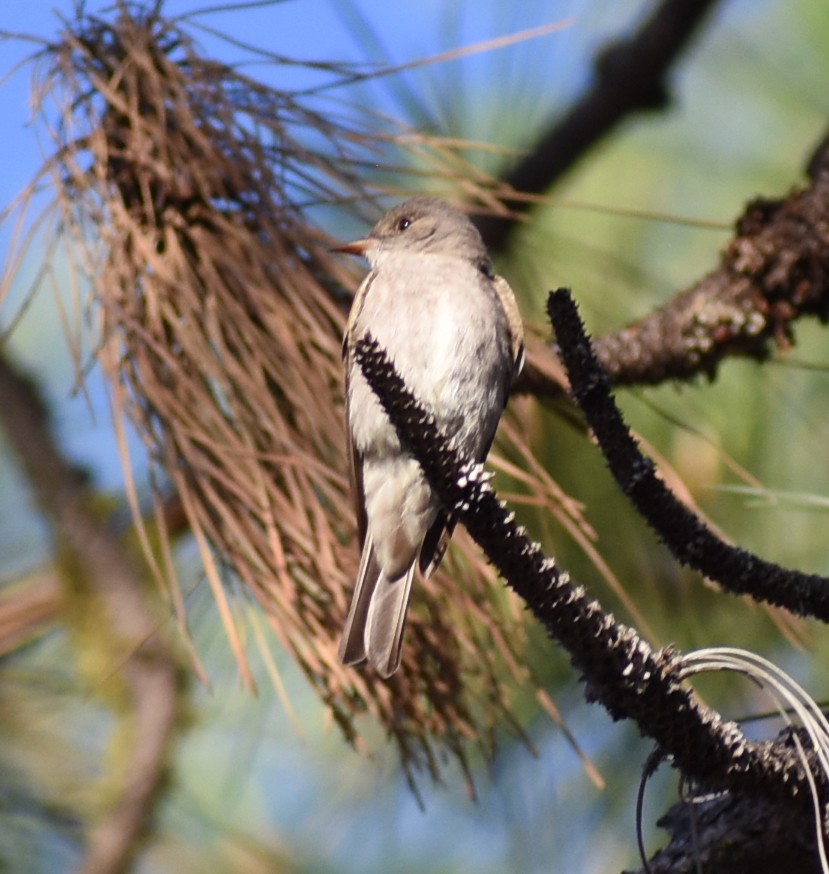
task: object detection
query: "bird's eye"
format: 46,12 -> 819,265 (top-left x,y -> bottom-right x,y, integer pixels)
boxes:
396,217 -> 411,232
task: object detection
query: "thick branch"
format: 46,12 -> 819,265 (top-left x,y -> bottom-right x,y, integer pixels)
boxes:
353,336 -> 810,807
594,146 -> 829,385
548,288 -> 829,621
478,0 -> 722,251
628,785 -> 820,874
0,354 -> 182,874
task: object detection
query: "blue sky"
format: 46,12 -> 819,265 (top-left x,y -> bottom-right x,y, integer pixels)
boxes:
0,1 -> 635,228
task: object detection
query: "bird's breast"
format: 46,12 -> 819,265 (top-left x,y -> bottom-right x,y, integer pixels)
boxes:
348,253 -> 511,460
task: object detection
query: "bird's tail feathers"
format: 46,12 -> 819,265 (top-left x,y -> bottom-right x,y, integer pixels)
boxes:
338,538 -> 380,667
364,561 -> 416,678
339,537 -> 416,677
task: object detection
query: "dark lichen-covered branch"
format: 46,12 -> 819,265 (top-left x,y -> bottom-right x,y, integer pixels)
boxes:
353,335 -> 810,805
548,287 -> 829,622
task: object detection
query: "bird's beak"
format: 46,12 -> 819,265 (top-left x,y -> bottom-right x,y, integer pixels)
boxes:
332,238 -> 372,256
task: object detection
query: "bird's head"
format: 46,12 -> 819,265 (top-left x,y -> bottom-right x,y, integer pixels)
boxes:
334,197 -> 491,272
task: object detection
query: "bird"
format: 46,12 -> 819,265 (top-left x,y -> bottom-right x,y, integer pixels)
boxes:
335,196 -> 524,678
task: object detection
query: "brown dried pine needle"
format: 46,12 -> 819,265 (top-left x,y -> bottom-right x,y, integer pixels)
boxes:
24,3 -> 588,785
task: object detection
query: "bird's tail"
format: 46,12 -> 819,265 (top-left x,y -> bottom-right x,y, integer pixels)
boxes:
339,535 -> 416,678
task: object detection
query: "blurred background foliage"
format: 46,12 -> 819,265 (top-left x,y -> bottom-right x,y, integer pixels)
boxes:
1,1 -> 828,872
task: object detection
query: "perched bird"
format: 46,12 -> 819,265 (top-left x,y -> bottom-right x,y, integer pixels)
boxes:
336,197 -> 524,677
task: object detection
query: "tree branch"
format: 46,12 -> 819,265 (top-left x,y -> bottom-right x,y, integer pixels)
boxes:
513,131 -> 829,403
548,287 -> 829,621
0,353 -> 183,874
477,0 -> 723,251
352,335 -> 813,808
628,781 -> 821,874
593,141 -> 829,385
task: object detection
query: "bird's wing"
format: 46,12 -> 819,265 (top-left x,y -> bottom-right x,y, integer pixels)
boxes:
344,373 -> 368,547
343,273 -> 375,548
422,275 -> 522,578
419,509 -> 455,578
493,274 -> 525,381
